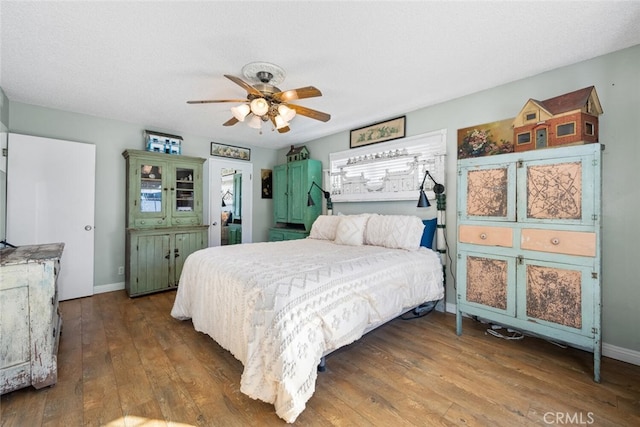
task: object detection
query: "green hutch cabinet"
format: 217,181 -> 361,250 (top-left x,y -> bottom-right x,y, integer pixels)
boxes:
455,143 -> 602,381
269,158 -> 322,241
123,150 -> 208,297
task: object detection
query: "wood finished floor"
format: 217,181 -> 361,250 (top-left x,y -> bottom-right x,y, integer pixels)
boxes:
1,289 -> 639,426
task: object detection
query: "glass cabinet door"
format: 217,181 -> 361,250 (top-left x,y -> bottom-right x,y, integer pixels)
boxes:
133,160 -> 168,227
175,167 -> 195,213
140,163 -> 163,213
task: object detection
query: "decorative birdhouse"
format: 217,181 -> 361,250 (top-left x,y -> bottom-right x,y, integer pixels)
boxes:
286,145 -> 310,162
512,86 -> 602,152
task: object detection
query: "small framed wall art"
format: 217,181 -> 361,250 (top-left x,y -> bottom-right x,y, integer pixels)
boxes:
350,116 -> 406,148
210,142 -> 251,160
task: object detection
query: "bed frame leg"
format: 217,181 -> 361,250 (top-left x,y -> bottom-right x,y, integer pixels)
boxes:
318,356 -> 326,372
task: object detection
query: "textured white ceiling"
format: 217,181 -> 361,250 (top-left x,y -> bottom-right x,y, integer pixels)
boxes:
2,1 -> 640,150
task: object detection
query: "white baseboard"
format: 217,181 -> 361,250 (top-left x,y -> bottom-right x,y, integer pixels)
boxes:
445,302 -> 640,367
602,343 -> 640,366
93,281 -> 124,295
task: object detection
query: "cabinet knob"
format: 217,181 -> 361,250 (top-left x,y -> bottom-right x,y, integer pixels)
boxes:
212,221 -> 218,226
480,233 -> 487,240
84,225 -> 93,231
551,237 -> 560,245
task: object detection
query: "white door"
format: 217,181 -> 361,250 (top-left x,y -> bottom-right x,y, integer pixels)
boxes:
204,159 -> 253,247
6,133 -> 96,301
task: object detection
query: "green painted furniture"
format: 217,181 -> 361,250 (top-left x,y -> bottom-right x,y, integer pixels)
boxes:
123,150 -> 208,297
270,159 -> 322,241
456,144 -> 602,381
268,228 -> 309,242
125,226 -> 207,297
123,149 -> 204,228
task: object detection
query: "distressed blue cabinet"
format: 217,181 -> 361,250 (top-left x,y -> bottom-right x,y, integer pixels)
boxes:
456,144 -> 602,381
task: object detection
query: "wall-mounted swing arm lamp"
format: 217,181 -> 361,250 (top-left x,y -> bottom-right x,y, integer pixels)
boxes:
307,181 -> 333,213
417,170 -> 445,208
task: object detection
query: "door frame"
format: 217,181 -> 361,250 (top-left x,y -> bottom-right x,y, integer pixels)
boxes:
204,158 -> 253,247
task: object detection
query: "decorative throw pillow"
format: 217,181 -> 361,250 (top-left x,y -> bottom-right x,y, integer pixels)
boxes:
364,214 -> 425,250
334,215 -> 368,246
309,215 -> 342,240
421,218 -> 438,249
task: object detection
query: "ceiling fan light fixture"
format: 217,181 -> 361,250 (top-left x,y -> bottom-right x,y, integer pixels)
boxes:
277,104 -> 296,122
250,98 -> 269,116
231,104 -> 251,121
248,115 -> 263,129
274,115 -> 289,129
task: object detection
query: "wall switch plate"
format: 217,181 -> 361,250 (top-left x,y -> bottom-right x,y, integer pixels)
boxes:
118,266 -> 124,275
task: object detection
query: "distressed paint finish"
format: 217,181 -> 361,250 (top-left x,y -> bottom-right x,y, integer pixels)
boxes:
0,243 -> 63,394
526,264 -> 582,329
527,161 -> 582,219
466,256 -> 508,310
466,168 -> 509,217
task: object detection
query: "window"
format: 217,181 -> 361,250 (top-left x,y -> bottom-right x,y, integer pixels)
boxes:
517,132 -> 531,144
525,112 -> 537,121
557,122 -> 575,137
585,122 -> 594,136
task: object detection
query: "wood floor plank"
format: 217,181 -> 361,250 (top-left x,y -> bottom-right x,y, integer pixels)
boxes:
2,289 -> 640,426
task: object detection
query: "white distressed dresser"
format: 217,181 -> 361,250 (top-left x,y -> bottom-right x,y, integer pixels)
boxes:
0,242 -> 64,394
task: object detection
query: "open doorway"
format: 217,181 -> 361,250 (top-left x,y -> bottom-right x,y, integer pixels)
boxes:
204,158 -> 253,247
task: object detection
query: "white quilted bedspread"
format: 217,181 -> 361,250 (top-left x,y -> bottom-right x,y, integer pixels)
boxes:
171,239 -> 443,423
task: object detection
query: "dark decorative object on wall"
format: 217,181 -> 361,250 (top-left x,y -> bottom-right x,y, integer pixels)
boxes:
457,118 -> 514,159
350,116 -> 405,148
261,169 -> 272,199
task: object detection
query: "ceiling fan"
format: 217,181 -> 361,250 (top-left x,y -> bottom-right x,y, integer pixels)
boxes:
187,62 -> 331,133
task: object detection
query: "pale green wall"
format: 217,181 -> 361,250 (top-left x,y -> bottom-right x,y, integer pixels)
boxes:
281,44 -> 640,353
5,44 -> 639,353
6,105 -> 278,288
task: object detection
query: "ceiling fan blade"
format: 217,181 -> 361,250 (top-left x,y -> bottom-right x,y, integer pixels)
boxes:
187,99 -> 247,104
224,74 -> 264,97
272,86 -> 322,102
288,104 -> 331,122
223,117 -> 239,126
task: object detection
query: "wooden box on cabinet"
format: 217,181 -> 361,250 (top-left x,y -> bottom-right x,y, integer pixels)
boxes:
125,226 -> 207,297
270,159 -> 322,241
456,144 -> 602,381
0,243 -> 64,394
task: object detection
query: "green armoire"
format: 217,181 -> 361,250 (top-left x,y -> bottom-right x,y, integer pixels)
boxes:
123,150 -> 208,297
456,143 -> 602,381
269,159 -> 322,241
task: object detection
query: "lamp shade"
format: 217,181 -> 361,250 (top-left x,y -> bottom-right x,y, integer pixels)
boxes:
278,104 -> 296,122
248,115 -> 263,129
274,114 -> 289,129
250,98 -> 269,116
417,190 -> 430,207
231,104 -> 251,121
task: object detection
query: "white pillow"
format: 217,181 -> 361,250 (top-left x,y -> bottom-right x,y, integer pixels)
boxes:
334,215 -> 369,246
364,215 -> 425,250
309,215 -> 342,240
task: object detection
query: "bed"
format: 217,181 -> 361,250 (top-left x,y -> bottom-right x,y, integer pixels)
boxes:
171,214 -> 444,423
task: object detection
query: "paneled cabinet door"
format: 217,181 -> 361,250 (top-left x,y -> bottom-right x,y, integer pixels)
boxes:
126,228 -> 207,297
273,164 -> 289,224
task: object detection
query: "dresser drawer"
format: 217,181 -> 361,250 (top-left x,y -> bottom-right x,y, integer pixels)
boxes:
521,229 -> 596,257
459,225 -> 513,247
